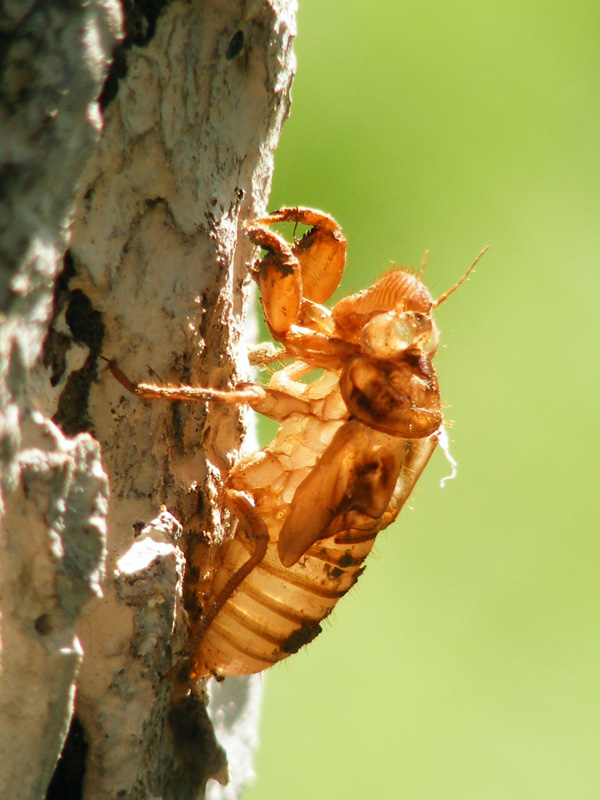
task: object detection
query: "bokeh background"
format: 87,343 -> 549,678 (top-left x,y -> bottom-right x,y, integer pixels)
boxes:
243,2 -> 600,798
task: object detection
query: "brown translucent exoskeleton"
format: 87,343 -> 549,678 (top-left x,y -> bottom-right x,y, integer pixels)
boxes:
109,208 -> 486,680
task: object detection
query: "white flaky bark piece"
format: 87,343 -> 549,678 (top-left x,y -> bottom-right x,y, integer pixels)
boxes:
32,1 -> 296,798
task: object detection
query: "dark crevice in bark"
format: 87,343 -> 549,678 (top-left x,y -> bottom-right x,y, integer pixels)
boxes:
100,0 -> 172,109
46,715 -> 88,800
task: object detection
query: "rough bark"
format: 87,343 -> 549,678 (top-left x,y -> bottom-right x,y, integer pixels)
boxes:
0,1 -> 121,797
0,1 -> 296,798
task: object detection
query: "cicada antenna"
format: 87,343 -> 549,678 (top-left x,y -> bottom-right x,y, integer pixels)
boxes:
434,245 -> 489,307
416,249 -> 430,280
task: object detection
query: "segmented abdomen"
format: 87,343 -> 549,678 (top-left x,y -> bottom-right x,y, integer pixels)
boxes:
193,527 -> 375,676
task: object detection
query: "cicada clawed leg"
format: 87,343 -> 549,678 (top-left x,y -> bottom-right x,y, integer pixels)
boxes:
107,358 -> 318,425
245,223 -> 303,337
255,207 -> 346,305
245,207 -> 347,340
107,360 -> 266,407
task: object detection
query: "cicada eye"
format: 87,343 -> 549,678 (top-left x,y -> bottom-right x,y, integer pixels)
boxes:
409,312 -> 439,356
360,311 -> 439,359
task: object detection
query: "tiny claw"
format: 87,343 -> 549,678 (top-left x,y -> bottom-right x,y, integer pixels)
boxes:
102,357 -> 141,395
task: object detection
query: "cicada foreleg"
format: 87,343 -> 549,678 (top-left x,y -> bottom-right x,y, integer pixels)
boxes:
252,207 -> 347,305
106,359 -> 319,421
107,360 -> 267,407
245,207 -> 347,344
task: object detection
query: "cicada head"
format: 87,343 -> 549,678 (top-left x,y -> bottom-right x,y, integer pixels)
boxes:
331,268 -> 434,341
359,310 -> 439,360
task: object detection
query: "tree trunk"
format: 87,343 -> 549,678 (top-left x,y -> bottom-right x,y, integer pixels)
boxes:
0,1 -> 296,798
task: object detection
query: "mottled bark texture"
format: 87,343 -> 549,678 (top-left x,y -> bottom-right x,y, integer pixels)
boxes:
0,1 -> 296,799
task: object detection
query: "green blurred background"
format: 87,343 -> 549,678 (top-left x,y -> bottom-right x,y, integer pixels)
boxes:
243,2 -> 600,798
